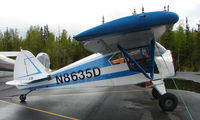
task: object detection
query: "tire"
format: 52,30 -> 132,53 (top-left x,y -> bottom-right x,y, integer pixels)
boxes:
152,88 -> 161,99
159,93 -> 178,112
19,94 -> 26,102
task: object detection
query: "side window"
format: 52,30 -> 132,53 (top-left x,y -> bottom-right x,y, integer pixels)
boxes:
109,48 -> 159,73
127,48 -> 159,73
128,48 -> 151,72
110,52 -> 125,65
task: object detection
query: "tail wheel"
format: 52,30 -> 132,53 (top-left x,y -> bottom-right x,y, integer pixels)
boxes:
159,93 -> 178,112
152,88 -> 161,99
19,94 -> 26,102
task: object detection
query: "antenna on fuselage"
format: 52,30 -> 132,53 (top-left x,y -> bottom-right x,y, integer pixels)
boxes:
167,5 -> 169,11
132,8 -> 137,15
164,5 -> 169,11
164,6 -> 166,11
102,15 -> 105,24
20,46 -> 23,51
142,6 -> 144,13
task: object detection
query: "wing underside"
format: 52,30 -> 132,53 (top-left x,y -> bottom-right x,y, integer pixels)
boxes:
74,11 -> 179,54
84,25 -> 167,54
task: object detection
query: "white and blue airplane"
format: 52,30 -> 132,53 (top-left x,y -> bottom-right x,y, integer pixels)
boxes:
6,11 -> 179,111
0,52 -> 19,71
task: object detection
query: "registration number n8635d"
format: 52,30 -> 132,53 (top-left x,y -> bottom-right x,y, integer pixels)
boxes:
56,67 -> 101,84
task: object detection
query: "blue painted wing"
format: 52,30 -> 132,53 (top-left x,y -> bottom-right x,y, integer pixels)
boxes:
74,11 -> 179,54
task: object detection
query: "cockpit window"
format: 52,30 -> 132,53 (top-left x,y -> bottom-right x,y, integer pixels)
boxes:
110,52 -> 125,65
127,47 -> 159,73
109,47 -> 159,73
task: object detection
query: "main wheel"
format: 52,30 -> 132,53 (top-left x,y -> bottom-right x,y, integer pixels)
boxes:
152,88 -> 161,99
19,94 -> 26,102
159,93 -> 178,112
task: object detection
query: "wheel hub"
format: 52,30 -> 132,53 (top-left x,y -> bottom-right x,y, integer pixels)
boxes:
164,99 -> 173,107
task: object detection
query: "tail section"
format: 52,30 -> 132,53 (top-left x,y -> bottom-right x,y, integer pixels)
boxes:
14,50 -> 49,80
6,50 -> 49,86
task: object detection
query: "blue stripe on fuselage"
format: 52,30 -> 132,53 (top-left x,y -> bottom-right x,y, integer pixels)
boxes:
24,54 -> 113,85
21,70 -> 139,90
51,54 -> 113,78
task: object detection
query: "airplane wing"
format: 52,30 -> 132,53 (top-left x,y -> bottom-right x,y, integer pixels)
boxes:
74,11 -> 178,54
0,51 -> 19,71
6,80 -> 28,86
0,52 -> 19,57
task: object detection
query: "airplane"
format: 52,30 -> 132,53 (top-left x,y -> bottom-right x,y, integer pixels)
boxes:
6,11 -> 179,112
0,52 -> 19,71
0,51 -> 51,72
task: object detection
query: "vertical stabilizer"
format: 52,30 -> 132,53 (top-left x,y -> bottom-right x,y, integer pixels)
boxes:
14,50 -> 49,81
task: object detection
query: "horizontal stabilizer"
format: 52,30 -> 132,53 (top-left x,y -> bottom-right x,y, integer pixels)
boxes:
6,80 -> 27,86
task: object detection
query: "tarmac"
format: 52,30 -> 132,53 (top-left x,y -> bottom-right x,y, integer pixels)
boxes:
0,71 -> 200,120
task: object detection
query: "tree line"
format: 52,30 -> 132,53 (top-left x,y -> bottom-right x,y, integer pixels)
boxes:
0,25 -> 91,69
159,26 -> 200,71
0,25 -> 200,71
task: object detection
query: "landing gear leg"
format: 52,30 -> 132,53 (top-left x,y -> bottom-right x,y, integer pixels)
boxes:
19,90 -> 33,102
152,79 -> 178,112
152,87 -> 161,99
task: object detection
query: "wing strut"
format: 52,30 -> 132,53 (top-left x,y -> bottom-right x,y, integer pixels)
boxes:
150,40 -> 155,80
118,39 -> 156,80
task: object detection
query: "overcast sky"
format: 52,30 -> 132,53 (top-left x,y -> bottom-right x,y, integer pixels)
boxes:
0,0 -> 199,38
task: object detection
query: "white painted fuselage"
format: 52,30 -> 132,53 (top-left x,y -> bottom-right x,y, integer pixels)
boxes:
15,47 -> 174,90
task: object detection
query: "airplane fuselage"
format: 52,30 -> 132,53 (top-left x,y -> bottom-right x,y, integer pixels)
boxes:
16,46 -> 174,90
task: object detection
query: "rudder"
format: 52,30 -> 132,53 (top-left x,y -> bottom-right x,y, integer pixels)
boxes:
14,50 -> 49,81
